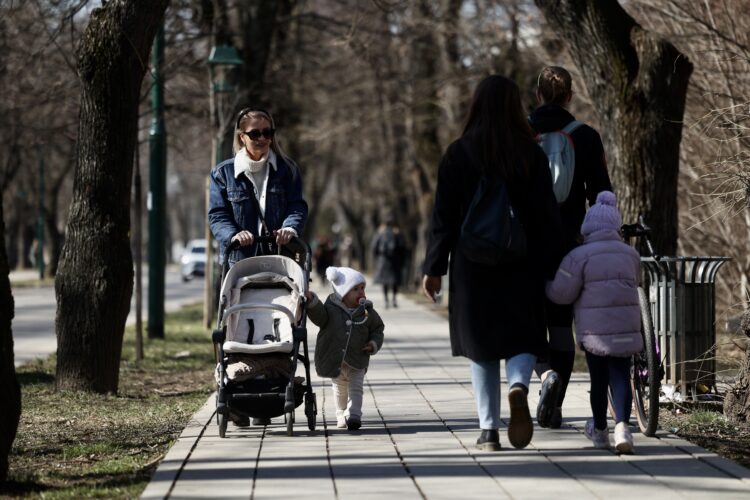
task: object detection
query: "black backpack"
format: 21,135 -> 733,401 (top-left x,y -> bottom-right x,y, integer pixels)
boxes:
458,145 -> 527,266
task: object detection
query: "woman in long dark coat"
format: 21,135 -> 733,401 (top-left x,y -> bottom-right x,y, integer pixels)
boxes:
422,75 -> 564,451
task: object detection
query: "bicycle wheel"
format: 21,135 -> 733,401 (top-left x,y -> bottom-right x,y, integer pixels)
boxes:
631,287 -> 659,436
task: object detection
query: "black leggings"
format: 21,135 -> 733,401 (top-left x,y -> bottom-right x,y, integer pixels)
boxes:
535,301 -> 575,406
383,284 -> 399,303
585,351 -> 632,430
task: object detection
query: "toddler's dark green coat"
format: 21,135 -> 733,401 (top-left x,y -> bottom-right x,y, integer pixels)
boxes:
308,293 -> 385,378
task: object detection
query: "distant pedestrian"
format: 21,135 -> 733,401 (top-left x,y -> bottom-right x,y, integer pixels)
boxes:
422,75 -> 564,451
545,191 -> 641,454
529,66 -> 613,429
372,220 -> 406,308
307,266 -> 385,430
313,236 -> 336,283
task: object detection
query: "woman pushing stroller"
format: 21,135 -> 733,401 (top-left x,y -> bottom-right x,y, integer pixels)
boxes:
209,107 -> 308,426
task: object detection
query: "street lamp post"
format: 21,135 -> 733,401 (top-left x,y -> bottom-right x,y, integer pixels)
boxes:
204,44 -> 243,327
36,145 -> 45,279
148,24 -> 167,339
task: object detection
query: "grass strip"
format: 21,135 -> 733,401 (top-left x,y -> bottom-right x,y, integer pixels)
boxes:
3,303 -> 214,499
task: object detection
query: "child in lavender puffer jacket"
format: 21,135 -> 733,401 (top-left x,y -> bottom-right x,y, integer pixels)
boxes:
545,191 -> 642,454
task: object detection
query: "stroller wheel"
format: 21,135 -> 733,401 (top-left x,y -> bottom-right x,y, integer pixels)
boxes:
286,412 -> 294,436
305,392 -> 317,431
218,412 -> 227,438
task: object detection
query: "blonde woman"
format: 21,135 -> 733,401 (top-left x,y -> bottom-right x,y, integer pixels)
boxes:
209,108 -> 308,266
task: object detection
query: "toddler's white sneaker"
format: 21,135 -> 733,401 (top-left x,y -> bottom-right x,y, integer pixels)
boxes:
614,421 -> 635,454
584,419 -> 610,449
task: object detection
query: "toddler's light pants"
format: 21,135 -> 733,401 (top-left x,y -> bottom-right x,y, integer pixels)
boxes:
332,362 -> 366,421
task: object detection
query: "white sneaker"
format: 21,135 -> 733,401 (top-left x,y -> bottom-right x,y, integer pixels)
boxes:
584,420 -> 610,449
614,422 -> 635,454
336,416 -> 347,429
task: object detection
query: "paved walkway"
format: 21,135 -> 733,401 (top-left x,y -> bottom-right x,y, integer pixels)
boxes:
142,289 -> 750,499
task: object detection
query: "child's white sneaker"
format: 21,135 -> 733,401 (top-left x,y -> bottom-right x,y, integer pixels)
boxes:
584,420 -> 610,449
336,416 -> 347,429
614,421 -> 634,454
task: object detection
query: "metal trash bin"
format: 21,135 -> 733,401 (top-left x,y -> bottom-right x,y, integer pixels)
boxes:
641,256 -> 730,400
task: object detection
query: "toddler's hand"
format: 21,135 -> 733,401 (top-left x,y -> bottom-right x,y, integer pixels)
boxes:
361,342 -> 375,354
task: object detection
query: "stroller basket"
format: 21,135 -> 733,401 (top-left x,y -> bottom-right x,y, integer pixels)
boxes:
222,377 -> 306,420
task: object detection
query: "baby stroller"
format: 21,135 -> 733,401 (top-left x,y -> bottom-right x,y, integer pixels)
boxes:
212,236 -> 316,437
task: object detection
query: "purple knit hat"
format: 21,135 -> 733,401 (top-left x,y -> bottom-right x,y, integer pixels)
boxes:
581,191 -> 622,235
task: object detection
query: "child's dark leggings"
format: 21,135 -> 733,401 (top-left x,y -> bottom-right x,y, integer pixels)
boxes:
584,351 -> 632,430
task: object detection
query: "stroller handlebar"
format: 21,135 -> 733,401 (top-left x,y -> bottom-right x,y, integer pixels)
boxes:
221,234 -> 313,279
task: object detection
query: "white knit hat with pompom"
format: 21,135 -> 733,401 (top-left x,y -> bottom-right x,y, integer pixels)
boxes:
580,191 -> 622,235
326,266 -> 366,299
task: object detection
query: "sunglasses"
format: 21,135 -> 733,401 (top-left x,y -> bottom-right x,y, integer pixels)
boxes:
243,128 -> 275,140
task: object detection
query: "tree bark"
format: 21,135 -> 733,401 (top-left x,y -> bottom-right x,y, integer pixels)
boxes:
0,188 -> 22,482
724,308 -> 750,423
409,0 -> 446,277
535,0 -> 693,255
55,0 -> 169,393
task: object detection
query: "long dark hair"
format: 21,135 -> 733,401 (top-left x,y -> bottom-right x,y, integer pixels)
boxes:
461,75 -> 536,180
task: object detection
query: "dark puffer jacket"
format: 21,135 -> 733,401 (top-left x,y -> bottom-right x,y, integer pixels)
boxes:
308,293 -> 384,378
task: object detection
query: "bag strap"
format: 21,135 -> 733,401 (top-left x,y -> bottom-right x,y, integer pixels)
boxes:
248,184 -> 271,237
562,120 -> 583,134
247,183 -> 276,255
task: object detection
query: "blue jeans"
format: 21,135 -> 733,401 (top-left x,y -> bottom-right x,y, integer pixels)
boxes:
471,353 -> 536,430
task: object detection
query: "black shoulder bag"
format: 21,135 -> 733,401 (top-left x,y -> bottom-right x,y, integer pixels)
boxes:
457,143 -> 527,266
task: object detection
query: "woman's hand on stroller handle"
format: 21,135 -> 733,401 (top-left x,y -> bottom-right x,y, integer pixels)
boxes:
274,227 -> 296,245
231,231 -> 254,247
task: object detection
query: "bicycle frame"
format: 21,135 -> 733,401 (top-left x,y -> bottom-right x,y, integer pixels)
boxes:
620,216 -> 663,436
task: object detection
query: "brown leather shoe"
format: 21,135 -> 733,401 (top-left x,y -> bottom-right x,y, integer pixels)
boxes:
507,387 -> 533,449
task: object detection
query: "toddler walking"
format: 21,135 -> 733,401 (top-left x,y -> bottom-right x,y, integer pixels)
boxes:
307,266 -> 384,430
545,191 -> 642,453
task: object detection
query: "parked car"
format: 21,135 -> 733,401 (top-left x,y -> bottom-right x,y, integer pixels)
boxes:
181,239 -> 207,282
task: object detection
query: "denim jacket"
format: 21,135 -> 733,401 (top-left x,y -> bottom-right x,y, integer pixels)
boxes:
208,153 -> 308,265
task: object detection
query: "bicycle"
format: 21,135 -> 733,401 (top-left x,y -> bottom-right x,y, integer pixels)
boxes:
615,217 -> 665,436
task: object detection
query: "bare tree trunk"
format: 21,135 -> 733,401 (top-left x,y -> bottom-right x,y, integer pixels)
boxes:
0,194 -> 21,482
535,0 -> 693,255
409,0 -> 445,278
237,1 -> 284,105
0,23 -> 22,472
725,308 -> 750,423
55,0 -> 169,394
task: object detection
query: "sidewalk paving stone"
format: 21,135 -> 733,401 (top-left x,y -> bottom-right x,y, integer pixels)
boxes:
141,287 -> 750,499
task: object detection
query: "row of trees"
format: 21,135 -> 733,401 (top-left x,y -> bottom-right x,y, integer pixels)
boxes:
1,0 -> 749,480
